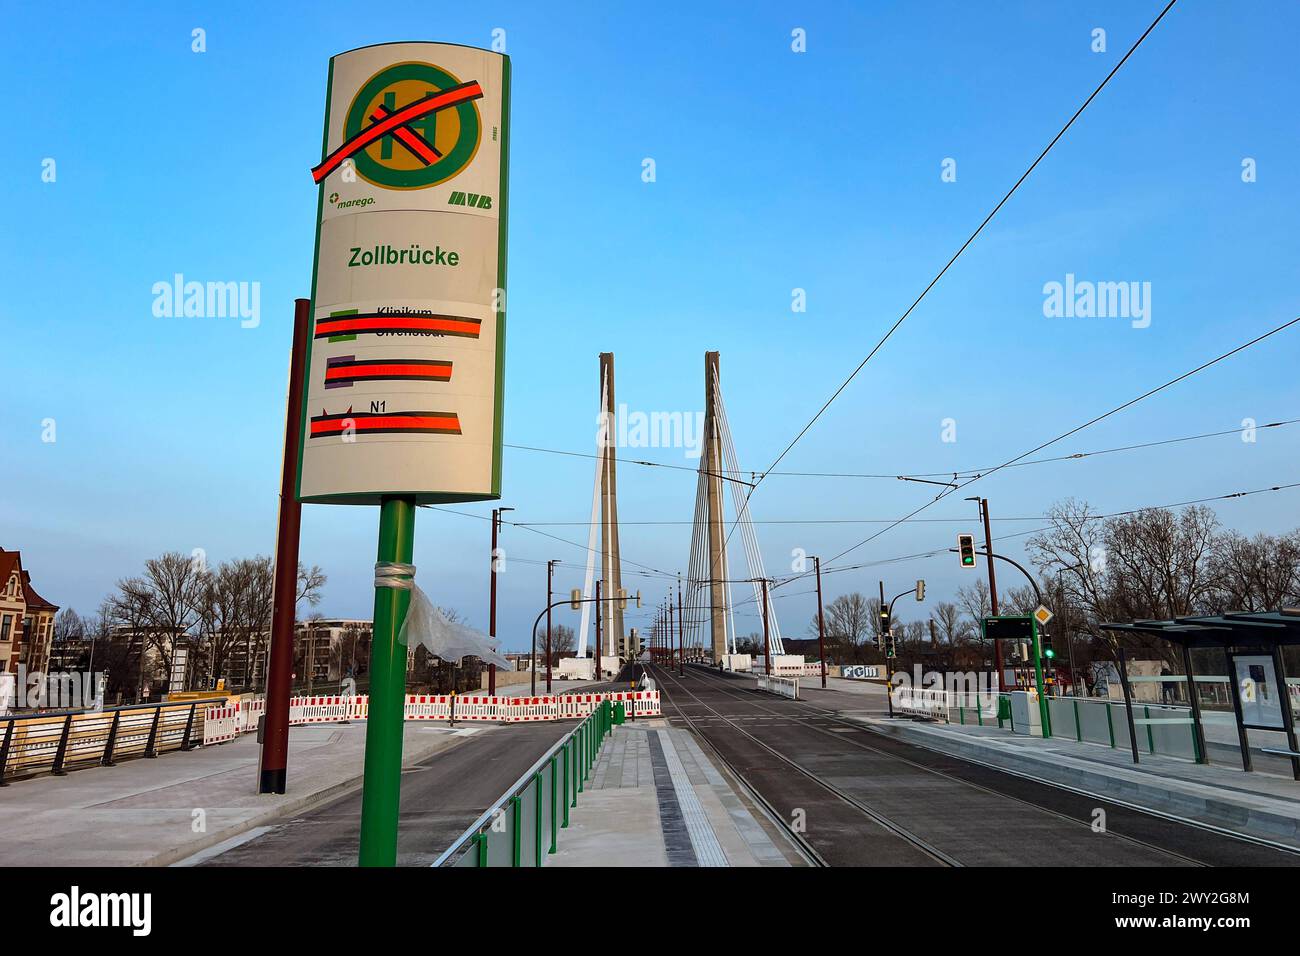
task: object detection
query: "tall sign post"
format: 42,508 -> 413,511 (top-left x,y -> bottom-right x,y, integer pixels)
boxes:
258,298 -> 310,794
302,41 -> 511,866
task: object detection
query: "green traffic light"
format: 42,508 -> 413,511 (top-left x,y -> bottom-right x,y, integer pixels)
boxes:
1044,648 -> 1055,659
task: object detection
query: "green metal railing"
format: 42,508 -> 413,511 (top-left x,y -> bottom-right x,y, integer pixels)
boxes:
433,699 -> 614,867
948,690 -> 1225,763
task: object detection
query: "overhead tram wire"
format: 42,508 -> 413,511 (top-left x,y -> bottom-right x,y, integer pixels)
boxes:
823,313 -> 1300,568
499,416 -> 1300,528
754,471 -> 1300,607
713,0 -> 1182,561
420,504 -> 681,582
505,416 -> 1299,484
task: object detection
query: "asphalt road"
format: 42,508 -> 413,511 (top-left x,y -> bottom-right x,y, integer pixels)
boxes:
200,722 -> 572,867
651,663 -> 1300,867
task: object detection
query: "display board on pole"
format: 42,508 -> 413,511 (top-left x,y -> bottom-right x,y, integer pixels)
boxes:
301,40 -> 510,867
300,41 -> 510,505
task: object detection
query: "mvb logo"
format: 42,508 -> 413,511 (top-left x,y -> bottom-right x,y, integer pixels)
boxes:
50,886 -> 151,937
447,190 -> 492,209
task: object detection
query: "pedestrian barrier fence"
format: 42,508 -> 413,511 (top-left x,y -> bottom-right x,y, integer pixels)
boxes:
432,699 -> 617,867
0,697 -> 227,785
756,675 -> 799,699
0,690 -> 660,784
894,687 -> 952,720
799,663 -> 831,677
203,691 -> 660,745
937,691 -> 1233,763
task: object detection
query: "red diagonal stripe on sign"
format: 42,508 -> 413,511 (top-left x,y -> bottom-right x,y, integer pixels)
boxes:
311,80 -> 484,183
371,103 -> 441,166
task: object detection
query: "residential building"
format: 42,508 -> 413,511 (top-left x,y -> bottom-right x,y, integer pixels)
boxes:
0,548 -> 59,674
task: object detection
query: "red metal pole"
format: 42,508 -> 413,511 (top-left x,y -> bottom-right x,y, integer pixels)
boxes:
258,298 -> 309,794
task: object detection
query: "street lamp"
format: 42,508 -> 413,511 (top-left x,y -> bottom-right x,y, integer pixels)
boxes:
967,496 -> 1003,689
811,556 -> 826,688
542,559 -> 559,695
881,579 -> 926,717
1057,562 -> 1086,697
489,507 -> 514,696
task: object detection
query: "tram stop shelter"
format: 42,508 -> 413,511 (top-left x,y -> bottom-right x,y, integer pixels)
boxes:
1101,609 -> 1300,780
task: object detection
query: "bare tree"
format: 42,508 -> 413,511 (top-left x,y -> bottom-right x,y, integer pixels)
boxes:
297,563 -> 326,609
237,557 -> 275,689
1104,505 -> 1219,621
932,601 -> 969,643
957,578 -> 990,628
53,608 -> 86,643
195,560 -> 262,687
1207,530 -> 1300,612
1029,500 -> 1222,669
550,623 -> 576,661
810,592 -> 874,660
115,553 -> 208,689
1002,584 -> 1039,616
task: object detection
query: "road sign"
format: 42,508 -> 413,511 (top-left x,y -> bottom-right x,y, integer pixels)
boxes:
298,42 -> 511,504
1033,604 -> 1054,627
982,616 -> 1033,642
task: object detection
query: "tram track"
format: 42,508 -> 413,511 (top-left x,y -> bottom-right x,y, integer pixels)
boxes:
651,663 -> 1300,866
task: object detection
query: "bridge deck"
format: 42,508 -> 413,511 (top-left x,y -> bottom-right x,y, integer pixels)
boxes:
652,664 -> 1300,866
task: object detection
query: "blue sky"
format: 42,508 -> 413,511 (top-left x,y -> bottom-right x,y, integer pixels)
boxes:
2,0 -> 1298,651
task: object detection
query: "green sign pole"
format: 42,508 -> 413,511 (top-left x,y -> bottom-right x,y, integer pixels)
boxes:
359,495 -> 416,866
1031,618 -> 1050,736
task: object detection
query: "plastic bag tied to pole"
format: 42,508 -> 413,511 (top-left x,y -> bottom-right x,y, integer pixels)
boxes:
379,562 -> 514,670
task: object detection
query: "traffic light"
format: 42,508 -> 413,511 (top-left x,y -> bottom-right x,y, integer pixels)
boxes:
885,633 -> 896,658
957,533 -> 977,568
618,588 -> 628,610
879,605 -> 891,636
915,579 -> 925,601
1041,632 -> 1055,660
570,588 -> 582,610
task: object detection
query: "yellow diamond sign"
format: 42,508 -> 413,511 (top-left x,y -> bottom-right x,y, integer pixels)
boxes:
1033,605 -> 1054,627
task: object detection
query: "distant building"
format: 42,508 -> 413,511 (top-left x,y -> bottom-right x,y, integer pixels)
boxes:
0,548 -> 59,674
221,619 -> 374,690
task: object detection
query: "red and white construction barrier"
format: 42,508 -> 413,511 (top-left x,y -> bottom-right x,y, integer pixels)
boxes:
202,690 -> 661,746
202,705 -> 242,745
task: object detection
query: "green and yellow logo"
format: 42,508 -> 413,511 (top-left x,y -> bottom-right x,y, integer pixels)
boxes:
343,61 -> 483,191
448,191 -> 492,209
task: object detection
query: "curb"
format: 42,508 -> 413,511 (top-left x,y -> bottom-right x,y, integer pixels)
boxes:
866,717 -> 1300,849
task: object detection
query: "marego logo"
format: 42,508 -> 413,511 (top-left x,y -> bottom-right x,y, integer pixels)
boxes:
330,193 -> 376,210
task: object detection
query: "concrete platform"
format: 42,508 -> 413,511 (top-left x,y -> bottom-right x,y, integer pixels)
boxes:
546,721 -> 805,867
865,715 -> 1300,848
0,722 -> 477,867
